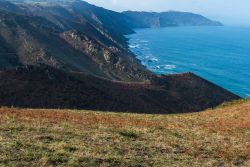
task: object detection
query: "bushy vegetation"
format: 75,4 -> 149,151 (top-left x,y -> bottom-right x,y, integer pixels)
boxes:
0,100 -> 249,166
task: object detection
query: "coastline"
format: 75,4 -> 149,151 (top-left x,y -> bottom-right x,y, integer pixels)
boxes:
126,26 -> 250,98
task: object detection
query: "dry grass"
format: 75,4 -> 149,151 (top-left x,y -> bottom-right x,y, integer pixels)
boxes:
0,100 -> 249,166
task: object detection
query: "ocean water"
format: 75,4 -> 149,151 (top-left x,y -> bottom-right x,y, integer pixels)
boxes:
127,26 -> 250,98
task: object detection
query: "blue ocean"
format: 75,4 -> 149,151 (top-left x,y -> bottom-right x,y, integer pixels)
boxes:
127,26 -> 250,98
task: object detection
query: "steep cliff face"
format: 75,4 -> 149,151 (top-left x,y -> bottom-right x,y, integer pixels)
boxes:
60,30 -> 150,81
123,11 -> 223,28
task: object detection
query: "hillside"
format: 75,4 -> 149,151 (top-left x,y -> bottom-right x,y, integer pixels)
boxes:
0,99 -> 249,166
0,65 -> 239,114
0,0 -> 150,81
0,0 -> 240,113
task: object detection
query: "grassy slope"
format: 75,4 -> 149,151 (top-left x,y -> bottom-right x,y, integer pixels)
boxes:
0,100 -> 249,167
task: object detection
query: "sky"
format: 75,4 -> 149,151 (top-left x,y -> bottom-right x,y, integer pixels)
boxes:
84,0 -> 250,26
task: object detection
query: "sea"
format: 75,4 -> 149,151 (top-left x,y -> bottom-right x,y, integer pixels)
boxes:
127,26 -> 250,98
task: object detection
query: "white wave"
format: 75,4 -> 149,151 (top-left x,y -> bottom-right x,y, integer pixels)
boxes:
145,55 -> 159,62
150,64 -> 176,71
154,65 -> 161,70
163,64 -> 176,70
148,58 -> 159,62
129,44 -> 140,48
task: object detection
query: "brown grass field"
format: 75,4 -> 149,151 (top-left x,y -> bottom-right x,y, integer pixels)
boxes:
0,99 -> 249,167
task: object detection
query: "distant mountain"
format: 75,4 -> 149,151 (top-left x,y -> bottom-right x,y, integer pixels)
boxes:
0,0 -> 239,113
123,11 -> 223,28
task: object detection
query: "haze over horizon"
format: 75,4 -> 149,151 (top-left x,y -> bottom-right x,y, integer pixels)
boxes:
84,0 -> 250,26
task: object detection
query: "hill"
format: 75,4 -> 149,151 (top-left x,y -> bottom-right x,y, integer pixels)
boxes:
0,65 -> 239,114
0,99 -> 249,166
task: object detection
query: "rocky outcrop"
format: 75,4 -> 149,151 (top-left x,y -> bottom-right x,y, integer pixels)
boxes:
60,30 -> 151,81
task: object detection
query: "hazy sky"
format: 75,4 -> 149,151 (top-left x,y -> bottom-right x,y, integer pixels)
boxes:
84,0 -> 250,25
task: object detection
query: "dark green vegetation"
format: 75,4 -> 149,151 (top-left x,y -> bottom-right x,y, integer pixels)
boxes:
0,100 -> 249,166
0,0 -> 240,113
